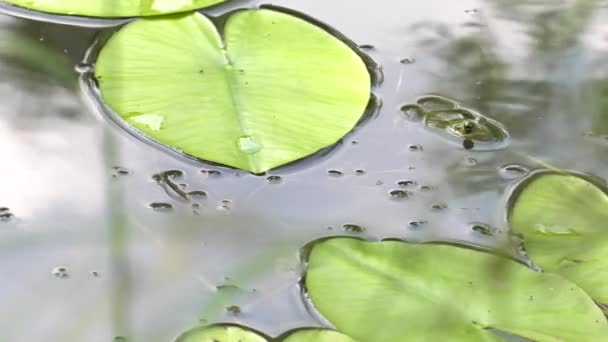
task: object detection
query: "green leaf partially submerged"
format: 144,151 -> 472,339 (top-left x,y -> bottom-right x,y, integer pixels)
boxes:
507,171 -> 608,303
95,9 -> 371,173
3,0 -> 227,17
305,238 -> 608,342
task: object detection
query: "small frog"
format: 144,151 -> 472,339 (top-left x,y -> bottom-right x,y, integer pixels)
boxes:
402,95 -> 509,150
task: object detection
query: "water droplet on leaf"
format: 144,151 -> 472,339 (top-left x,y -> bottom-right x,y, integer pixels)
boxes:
534,224 -> 580,236
238,135 -> 261,154
129,113 -> 164,131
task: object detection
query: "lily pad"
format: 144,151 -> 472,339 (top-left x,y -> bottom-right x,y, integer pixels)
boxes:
282,329 -> 356,342
94,9 -> 371,173
2,0 -> 227,17
175,324 -> 269,342
305,238 -> 608,342
175,325 -> 355,342
507,171 -> 608,304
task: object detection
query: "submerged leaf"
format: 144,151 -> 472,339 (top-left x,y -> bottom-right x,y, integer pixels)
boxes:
508,171 -> 608,303
94,10 -> 371,173
305,238 -> 608,342
3,0 -> 228,17
175,324 -> 269,342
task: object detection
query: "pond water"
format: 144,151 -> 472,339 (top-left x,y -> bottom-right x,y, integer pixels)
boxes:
1,0 -> 608,341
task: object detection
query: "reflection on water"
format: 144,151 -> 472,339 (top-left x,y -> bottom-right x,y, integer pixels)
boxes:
1,0 -> 608,341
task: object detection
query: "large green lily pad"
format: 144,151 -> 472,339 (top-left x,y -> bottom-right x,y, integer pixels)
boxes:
282,329 -> 356,342
507,171 -> 608,304
3,0 -> 227,17
305,238 -> 608,342
175,324 -> 269,342
175,324 -> 355,342
94,9 -> 371,173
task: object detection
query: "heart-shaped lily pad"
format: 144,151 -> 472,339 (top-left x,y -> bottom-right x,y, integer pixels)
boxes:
2,0 -> 228,17
507,171 -> 608,304
175,324 -> 355,342
304,238 -> 608,341
93,9 -> 371,173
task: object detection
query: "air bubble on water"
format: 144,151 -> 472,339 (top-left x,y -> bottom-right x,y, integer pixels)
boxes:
471,223 -> 495,236
408,221 -> 428,229
267,175 -> 282,184
149,202 -> 173,212
52,267 -> 69,278
130,113 -> 164,131
397,180 -> 416,187
113,337 -> 128,342
400,57 -> 416,64
465,8 -> 479,14
358,44 -> 375,50
226,305 -> 241,316
217,200 -> 232,212
204,170 -> 222,177
354,169 -> 366,175
91,271 -> 100,277
376,180 -> 384,186
420,185 -> 434,191
389,189 -> 410,200
187,190 -> 207,199
238,135 -> 261,154
75,62 -> 94,74
111,166 -> 129,177
192,203 -> 201,209
408,144 -> 423,152
342,224 -> 365,234
464,157 -> 478,167
431,203 -> 448,211
498,165 -> 529,180
328,170 -> 344,177
0,212 -> 13,222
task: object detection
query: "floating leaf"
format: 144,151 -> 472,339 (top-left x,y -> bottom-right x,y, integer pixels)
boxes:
3,0 -> 228,17
305,238 -> 608,342
507,171 -> 608,304
94,9 -> 371,173
175,324 -> 269,342
175,325 -> 354,342
282,329 -> 356,342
